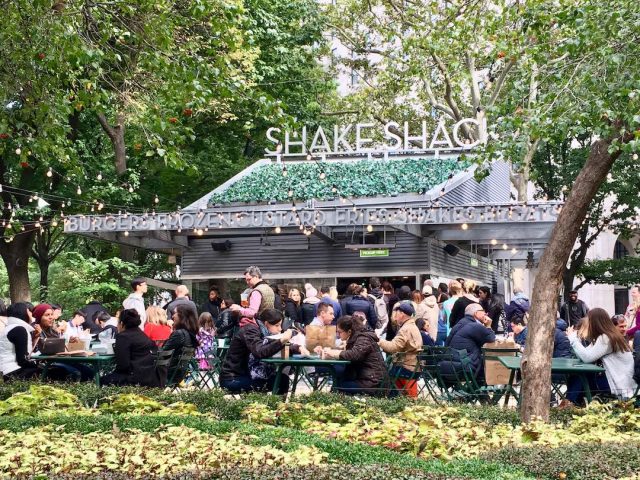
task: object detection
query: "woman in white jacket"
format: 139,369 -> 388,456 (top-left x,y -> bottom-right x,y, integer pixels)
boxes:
0,303 -> 39,380
565,307 -> 637,406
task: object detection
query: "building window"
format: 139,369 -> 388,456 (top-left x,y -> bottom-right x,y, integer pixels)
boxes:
613,240 -> 629,260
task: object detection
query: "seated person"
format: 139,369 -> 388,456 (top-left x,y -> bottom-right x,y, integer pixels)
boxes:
220,308 -> 307,395
216,297 -> 239,339
95,312 -> 117,339
611,314 -> 627,336
64,310 -> 88,341
318,315 -> 388,396
415,318 -> 436,347
163,304 -> 200,383
378,302 -> 423,397
102,309 -> 163,387
0,303 -> 39,381
510,316 -> 528,350
564,308 -> 637,407
33,303 -> 93,382
144,306 -> 172,344
444,303 -> 495,381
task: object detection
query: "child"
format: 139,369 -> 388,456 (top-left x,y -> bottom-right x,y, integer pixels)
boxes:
196,312 -> 216,369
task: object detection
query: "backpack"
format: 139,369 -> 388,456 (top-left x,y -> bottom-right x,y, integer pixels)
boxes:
369,295 -> 389,329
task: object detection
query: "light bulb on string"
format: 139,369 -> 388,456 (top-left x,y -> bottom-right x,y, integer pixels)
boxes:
282,166 -> 288,177
275,226 -> 281,234
15,148 -> 21,155
76,186 -> 82,195
502,243 -> 508,250
154,195 -> 159,204
97,172 -> 103,181
366,224 -> 373,232
319,171 -> 326,180
124,231 -> 130,237
46,167 -> 53,178
491,239 -> 498,245
128,185 -> 134,193
461,223 -> 469,230
51,220 -> 58,227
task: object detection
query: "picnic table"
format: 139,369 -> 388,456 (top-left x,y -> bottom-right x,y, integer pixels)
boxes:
33,354 -> 115,387
497,356 -> 606,405
262,355 -> 350,395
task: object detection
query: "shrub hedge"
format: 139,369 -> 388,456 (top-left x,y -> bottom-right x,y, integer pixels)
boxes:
486,441 -> 640,480
0,381 -> 574,425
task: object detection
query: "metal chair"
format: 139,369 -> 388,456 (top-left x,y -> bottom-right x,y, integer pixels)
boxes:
166,347 -> 196,390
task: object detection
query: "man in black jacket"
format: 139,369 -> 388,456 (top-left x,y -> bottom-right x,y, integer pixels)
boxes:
201,286 -> 221,321
559,290 -> 589,327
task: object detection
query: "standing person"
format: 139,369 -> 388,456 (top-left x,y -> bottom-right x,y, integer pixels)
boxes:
228,266 -> 275,323
0,303 -> 39,381
560,290 -> 589,327
301,283 -> 321,325
340,283 -> 358,317
504,287 -> 531,325
166,285 -> 198,319
478,286 -> 504,333
101,309 -> 163,387
623,285 -> 640,331
216,297 -> 239,339
441,280 -> 462,337
284,288 -> 303,324
378,302 -> 423,397
123,277 -> 148,328
417,285 -> 439,341
563,308 -> 637,406
143,306 -> 172,344
436,283 -> 449,304
345,285 -> 378,331
368,277 -> 389,330
381,280 -> 399,318
200,286 -> 221,322
316,286 -> 342,319
449,280 -> 479,328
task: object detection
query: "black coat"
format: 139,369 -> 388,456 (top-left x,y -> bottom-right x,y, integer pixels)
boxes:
220,322 -> 284,379
112,328 -> 161,387
284,299 -> 302,323
300,302 -> 317,326
445,315 -> 496,376
553,328 -> 573,358
80,301 -> 107,334
215,309 -> 238,338
339,330 -> 388,393
201,300 -> 220,321
449,297 -> 477,329
344,296 -> 378,330
162,328 -> 198,370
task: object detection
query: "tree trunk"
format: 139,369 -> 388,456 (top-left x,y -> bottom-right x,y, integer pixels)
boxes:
97,112 -> 127,175
520,136 -> 623,422
0,231 -> 36,302
38,259 -> 50,302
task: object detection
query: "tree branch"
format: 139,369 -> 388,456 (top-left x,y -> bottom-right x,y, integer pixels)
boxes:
488,58 -> 516,108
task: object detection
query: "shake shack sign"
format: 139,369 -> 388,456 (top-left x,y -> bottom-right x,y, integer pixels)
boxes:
265,118 -> 486,156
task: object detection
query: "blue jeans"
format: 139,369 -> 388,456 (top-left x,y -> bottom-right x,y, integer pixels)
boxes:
50,363 -> 95,382
334,380 -> 368,395
566,372 -> 610,404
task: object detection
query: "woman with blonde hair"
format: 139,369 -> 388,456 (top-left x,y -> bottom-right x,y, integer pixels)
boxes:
448,279 -> 480,328
143,306 -> 171,343
284,288 -> 302,324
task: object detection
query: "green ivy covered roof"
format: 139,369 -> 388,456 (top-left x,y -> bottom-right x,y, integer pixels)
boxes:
208,157 -> 471,205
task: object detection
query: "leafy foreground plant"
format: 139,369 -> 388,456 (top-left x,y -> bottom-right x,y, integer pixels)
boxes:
0,425 -> 328,477
241,401 -> 640,461
0,386 -> 199,417
11,465 -> 468,480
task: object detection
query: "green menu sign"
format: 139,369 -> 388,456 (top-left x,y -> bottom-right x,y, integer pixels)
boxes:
360,249 -> 390,258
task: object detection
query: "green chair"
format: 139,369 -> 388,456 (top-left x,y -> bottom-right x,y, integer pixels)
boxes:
187,353 -> 221,390
386,352 -> 422,397
166,347 -> 196,391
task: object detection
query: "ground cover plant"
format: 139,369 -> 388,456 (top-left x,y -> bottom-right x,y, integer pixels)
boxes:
0,382 -> 637,479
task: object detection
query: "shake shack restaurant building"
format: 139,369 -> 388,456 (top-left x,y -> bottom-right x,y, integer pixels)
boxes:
65,120 -> 560,300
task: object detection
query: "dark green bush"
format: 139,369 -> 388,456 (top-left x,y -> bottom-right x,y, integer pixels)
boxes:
486,441 -> 640,480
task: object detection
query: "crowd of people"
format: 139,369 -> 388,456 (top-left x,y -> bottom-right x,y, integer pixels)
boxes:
0,270 -> 638,406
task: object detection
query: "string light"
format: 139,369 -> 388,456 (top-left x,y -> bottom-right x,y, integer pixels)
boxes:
274,226 -> 281,234
46,168 -> 53,178
366,224 -> 373,232
154,195 -> 159,204
461,223 -> 469,230
128,185 -> 134,193
491,239 -> 498,245
124,231 -> 130,237
97,172 -> 103,180
502,243 -> 508,250
319,171 -> 326,180
15,148 -> 21,155
282,166 -> 288,177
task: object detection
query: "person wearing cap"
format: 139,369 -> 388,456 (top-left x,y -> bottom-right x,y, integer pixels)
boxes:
445,302 -> 495,380
378,301 -> 423,397
416,285 -> 439,341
